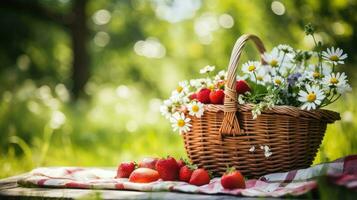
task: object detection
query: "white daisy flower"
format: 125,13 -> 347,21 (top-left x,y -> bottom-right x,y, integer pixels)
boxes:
190,78 -> 212,90
190,79 -> 202,89
298,85 -> 326,110
237,94 -> 246,104
249,146 -> 255,152
187,101 -> 204,118
170,112 -> 192,134
170,92 -> 189,104
242,61 -> 260,74
273,76 -> 284,86
277,44 -> 294,53
262,48 -> 283,68
160,99 -> 174,119
214,70 -> 227,81
250,66 -> 271,85
305,64 -> 332,80
173,81 -> 189,95
336,83 -> 352,94
322,72 -> 351,94
236,74 -> 249,80
200,65 -> 215,74
322,47 -> 348,65
322,72 -> 347,87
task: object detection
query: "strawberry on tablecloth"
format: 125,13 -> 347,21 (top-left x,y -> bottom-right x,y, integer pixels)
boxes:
18,155 -> 357,197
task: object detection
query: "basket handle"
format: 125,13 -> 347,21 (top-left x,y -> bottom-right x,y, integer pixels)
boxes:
219,34 -> 266,136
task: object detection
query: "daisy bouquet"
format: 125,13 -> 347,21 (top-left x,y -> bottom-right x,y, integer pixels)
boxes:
161,24 -> 351,134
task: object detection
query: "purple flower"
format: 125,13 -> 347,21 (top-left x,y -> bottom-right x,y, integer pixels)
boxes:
287,73 -> 302,86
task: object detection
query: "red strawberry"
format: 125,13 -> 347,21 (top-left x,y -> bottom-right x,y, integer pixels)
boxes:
189,93 -> 197,100
189,168 -> 211,186
209,89 -> 224,104
236,80 -> 251,95
197,88 -> 211,104
129,168 -> 160,183
138,157 -> 158,170
177,159 -> 186,169
116,161 -> 136,178
221,167 -> 246,189
179,165 -> 196,182
156,156 -> 180,181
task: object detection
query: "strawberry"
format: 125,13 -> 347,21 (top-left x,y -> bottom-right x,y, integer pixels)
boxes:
138,157 -> 158,170
116,161 -> 136,178
209,89 -> 224,104
129,168 -> 160,183
179,165 -> 196,182
155,156 -> 180,181
221,167 -> 246,189
176,158 -> 186,169
236,80 -> 251,95
189,168 -> 211,186
197,88 -> 211,104
189,93 -> 197,100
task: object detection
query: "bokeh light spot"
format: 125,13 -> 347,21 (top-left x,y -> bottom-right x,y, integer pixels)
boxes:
17,54 -> 31,71
134,38 -> 166,58
50,111 -> 66,129
94,31 -> 110,47
93,9 -> 111,25
332,22 -> 345,35
116,85 -> 130,99
153,0 -> 201,23
271,1 -> 285,15
55,84 -> 70,102
218,14 -> 234,29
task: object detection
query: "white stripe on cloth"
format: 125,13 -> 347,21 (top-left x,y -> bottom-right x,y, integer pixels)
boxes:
294,161 -> 344,181
260,160 -> 344,182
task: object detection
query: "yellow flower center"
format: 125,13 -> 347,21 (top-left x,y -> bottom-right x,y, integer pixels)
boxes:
330,77 -> 339,84
313,72 -> 320,79
274,79 -> 282,85
248,65 -> 256,72
177,119 -> 185,127
306,93 -> 316,102
192,105 -> 199,112
329,55 -> 339,62
257,76 -> 263,81
270,60 -> 278,67
176,86 -> 183,93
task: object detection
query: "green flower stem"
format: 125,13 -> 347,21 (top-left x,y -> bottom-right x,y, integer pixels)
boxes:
312,34 -> 318,48
288,64 -> 297,75
311,34 -> 323,73
253,72 -> 258,85
277,52 -> 286,76
332,63 -> 335,73
329,94 -> 341,104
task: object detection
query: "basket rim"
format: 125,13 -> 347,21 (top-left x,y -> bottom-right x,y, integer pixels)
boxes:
204,103 -> 340,123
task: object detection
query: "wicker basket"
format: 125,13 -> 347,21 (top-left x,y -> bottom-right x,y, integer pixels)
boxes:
182,34 -> 341,178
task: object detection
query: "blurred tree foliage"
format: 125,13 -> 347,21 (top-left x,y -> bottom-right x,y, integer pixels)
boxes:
0,0 -> 356,178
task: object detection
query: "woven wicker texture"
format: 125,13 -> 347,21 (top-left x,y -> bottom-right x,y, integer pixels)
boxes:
182,34 -> 341,178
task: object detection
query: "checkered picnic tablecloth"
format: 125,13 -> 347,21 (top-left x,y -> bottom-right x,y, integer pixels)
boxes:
18,155 -> 357,197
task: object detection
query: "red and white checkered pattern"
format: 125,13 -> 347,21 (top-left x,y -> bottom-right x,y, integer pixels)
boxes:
18,155 -> 357,197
